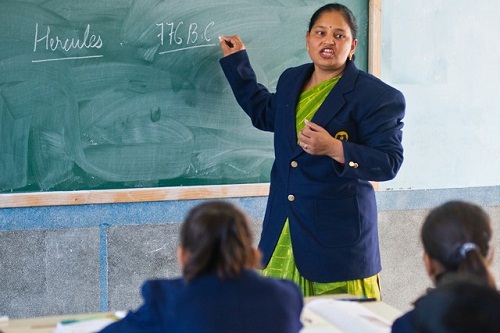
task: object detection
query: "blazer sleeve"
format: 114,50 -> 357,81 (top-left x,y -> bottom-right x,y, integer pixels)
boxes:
99,281 -> 164,333
219,50 -> 277,132
391,310 -> 416,333
337,84 -> 405,182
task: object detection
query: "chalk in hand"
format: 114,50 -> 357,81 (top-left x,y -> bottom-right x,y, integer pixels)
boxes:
219,36 -> 234,48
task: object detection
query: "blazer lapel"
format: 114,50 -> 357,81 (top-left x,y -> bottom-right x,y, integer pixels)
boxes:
311,61 -> 358,128
285,61 -> 358,155
311,88 -> 346,127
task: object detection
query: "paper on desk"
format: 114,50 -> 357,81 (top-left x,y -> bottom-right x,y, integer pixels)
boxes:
302,299 -> 392,333
53,312 -> 125,333
53,318 -> 114,333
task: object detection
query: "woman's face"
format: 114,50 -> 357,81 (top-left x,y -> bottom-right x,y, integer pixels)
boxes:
306,10 -> 357,75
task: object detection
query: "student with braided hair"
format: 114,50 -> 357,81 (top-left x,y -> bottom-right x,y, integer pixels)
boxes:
391,200 -> 496,333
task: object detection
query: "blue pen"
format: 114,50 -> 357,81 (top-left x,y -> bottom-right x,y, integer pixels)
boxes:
337,297 -> 377,302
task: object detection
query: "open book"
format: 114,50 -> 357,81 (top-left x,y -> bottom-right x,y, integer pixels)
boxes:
301,299 -> 392,333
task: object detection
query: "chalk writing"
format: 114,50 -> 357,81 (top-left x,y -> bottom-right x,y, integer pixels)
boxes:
33,23 -> 103,53
156,21 -> 216,54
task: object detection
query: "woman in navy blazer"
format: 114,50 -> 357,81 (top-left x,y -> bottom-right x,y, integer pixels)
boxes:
99,201 -> 303,333
219,3 -> 405,298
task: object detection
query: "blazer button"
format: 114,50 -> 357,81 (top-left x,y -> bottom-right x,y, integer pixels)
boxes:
288,195 -> 295,202
348,161 -> 359,168
290,161 -> 298,168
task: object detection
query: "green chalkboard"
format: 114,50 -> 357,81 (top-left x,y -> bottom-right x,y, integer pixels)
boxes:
0,0 -> 368,193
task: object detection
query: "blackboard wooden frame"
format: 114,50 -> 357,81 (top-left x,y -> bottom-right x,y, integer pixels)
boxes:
0,0 -> 381,208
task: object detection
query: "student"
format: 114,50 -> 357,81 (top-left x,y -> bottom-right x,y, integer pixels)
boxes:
219,2 -> 404,300
100,201 -> 303,333
391,200 -> 496,333
413,276 -> 500,333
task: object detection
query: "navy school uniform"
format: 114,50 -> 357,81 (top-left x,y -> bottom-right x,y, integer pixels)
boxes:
99,269 -> 303,333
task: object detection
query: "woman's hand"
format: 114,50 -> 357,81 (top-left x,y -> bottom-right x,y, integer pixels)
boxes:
219,35 -> 246,57
299,120 -> 345,164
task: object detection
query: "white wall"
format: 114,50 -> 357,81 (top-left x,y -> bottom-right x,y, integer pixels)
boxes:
379,0 -> 500,190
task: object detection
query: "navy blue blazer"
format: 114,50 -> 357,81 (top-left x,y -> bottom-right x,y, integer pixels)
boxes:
220,51 -> 405,282
99,270 -> 303,333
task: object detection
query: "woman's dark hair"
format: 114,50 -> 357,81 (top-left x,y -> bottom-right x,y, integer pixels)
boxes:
308,3 -> 358,40
180,201 -> 260,281
421,200 -> 494,287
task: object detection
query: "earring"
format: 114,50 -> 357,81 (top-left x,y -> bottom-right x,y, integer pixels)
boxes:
349,53 -> 353,61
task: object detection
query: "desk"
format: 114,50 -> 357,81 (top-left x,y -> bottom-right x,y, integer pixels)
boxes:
301,295 -> 402,332
0,296 -> 402,333
0,312 -> 115,333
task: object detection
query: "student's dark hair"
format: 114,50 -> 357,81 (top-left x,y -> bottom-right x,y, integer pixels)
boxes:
421,200 -> 495,287
414,276 -> 500,333
308,3 -> 358,40
180,201 -> 260,282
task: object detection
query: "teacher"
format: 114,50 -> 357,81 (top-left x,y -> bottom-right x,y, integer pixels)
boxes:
219,3 -> 405,299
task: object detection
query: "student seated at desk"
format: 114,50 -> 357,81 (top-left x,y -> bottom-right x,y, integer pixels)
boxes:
412,275 -> 500,333
99,201 -> 303,333
391,200 -> 496,333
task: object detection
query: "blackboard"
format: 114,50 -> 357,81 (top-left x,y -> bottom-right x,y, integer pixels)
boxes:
0,0 -> 374,206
